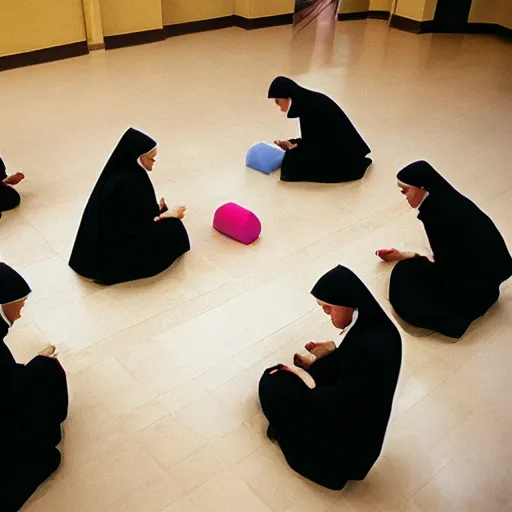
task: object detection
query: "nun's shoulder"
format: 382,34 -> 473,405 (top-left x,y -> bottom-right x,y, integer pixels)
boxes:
357,322 -> 402,354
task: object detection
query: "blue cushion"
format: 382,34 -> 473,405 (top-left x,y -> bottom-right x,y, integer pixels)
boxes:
246,142 -> 285,174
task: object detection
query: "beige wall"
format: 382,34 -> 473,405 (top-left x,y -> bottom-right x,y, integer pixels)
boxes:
469,0 -> 497,23
369,0 -> 392,11
395,0 -> 437,21
340,0 -> 370,14
251,0 -> 294,18
469,0 -> 512,28
422,0 -> 437,21
100,0 -> 163,37
234,0 -> 252,17
495,0 -> 512,29
163,0 -> 234,25
0,0 -> 87,57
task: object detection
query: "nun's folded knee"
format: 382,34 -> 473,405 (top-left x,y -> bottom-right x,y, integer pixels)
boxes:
0,185 -> 21,212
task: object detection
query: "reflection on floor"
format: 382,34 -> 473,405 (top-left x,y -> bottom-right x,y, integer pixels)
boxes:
1,18 -> 511,512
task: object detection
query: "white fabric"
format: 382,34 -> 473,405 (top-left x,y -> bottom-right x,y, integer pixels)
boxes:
417,190 -> 430,209
137,145 -> 158,172
334,308 -> 359,348
397,180 -> 430,209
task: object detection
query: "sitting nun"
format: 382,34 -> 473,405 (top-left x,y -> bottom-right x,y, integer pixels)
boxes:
259,265 -> 402,490
267,76 -> 372,183
0,263 -> 68,511
377,161 -> 512,339
69,128 -> 190,285
0,155 -> 25,219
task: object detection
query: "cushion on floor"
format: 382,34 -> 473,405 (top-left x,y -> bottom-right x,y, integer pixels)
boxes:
213,202 -> 262,245
246,142 -> 285,174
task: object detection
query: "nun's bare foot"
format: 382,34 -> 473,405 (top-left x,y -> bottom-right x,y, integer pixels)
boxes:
305,341 -> 336,360
3,172 -> 25,186
294,352 -> 316,370
39,345 -> 56,357
376,249 -> 417,262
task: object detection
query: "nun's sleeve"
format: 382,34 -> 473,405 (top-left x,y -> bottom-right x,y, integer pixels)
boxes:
0,156 -> 7,181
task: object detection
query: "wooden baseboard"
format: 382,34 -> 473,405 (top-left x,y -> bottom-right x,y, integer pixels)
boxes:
104,28 -> 166,50
338,10 -> 390,22
367,10 -> 391,21
165,16 -> 234,37
233,14 -> 294,30
466,22 -> 512,39
338,12 -> 369,21
0,41 -> 88,72
495,24 -> 512,39
88,42 -> 105,51
390,14 -> 433,34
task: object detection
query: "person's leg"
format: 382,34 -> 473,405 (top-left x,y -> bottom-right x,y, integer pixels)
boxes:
340,156 -> 372,182
390,257 -> 471,337
280,148 -> 304,182
0,183 -> 21,213
2,448 -> 61,512
0,156 -> 7,181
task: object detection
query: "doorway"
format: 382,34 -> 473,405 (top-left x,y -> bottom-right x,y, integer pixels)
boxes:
434,0 -> 473,32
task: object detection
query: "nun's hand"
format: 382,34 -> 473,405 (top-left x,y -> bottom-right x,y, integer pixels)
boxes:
376,248 -> 402,262
159,197 -> 168,214
376,249 -> 418,262
39,345 -> 57,358
154,206 -> 187,222
2,172 -> 25,186
275,140 -> 297,151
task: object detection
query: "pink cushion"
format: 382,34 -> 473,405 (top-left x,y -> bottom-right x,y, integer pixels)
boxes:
213,202 -> 261,245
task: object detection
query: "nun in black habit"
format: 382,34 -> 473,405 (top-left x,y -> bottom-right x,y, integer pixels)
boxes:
69,128 -> 190,285
268,76 -> 372,183
377,161 -> 512,339
0,155 -> 24,219
259,265 -> 402,490
0,263 -> 68,511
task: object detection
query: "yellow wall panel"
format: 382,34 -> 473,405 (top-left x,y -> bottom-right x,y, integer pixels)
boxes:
234,0 -> 252,18
163,0 -> 234,25
369,0 -> 392,11
0,0 -> 87,57
395,0 -> 426,21
100,0 -> 163,37
340,0 -> 370,14
251,0 -> 294,18
422,0 -> 437,21
496,0 -> 512,29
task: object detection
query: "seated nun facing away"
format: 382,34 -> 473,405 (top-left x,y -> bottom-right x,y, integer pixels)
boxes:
259,265 -> 402,490
69,128 -> 190,285
377,161 -> 512,339
0,263 -> 68,511
0,155 -> 25,219
267,76 -> 372,183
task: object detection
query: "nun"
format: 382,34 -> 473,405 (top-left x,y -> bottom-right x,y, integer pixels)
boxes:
268,76 -> 372,183
69,128 -> 190,285
0,263 -> 68,511
377,161 -> 512,338
259,265 -> 402,490
0,155 -> 24,219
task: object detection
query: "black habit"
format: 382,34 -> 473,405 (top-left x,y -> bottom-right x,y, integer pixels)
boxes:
0,263 -> 68,511
267,77 -> 372,183
0,156 -> 21,219
69,128 -> 190,285
390,161 -> 512,338
259,265 -> 402,490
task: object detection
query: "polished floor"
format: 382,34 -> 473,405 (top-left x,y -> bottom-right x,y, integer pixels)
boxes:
1,19 -> 512,512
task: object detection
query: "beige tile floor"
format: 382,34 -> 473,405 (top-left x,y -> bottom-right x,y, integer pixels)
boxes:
1,18 -> 512,512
